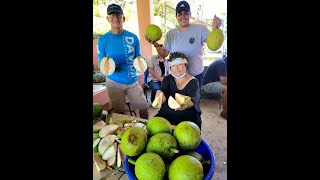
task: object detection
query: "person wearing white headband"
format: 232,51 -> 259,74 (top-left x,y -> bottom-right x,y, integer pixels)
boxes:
153,52 -> 202,129
146,0 -> 222,90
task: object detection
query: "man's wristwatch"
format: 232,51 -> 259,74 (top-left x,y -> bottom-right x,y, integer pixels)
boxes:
154,43 -> 160,48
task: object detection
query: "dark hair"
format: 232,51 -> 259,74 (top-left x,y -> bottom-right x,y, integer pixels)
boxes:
168,52 -> 188,62
168,52 -> 188,70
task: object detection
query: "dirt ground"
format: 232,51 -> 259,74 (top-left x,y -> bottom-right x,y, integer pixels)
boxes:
146,95 -> 227,180
199,97 -> 227,180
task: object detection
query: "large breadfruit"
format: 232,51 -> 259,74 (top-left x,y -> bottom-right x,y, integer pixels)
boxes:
207,28 -> 224,51
146,24 -> 162,41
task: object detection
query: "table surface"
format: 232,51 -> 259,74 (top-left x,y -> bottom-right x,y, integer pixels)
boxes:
93,112 -> 146,180
93,84 -> 106,95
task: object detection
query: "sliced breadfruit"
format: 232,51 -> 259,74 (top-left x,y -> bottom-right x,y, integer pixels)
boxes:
98,135 -> 117,155
123,122 -> 146,129
93,120 -> 106,132
175,93 -> 191,105
115,127 -> 128,139
152,93 -> 163,108
107,154 -> 117,168
109,116 -> 126,126
117,145 -> 122,168
102,142 -> 117,161
99,124 -> 119,138
168,96 -> 181,109
133,56 -> 147,73
99,56 -> 116,76
93,138 -> 101,149
93,153 -> 107,171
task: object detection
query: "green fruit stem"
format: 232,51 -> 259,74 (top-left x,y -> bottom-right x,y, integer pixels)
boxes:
128,158 -> 136,165
133,120 -> 148,125
202,160 -> 211,165
169,147 -> 179,153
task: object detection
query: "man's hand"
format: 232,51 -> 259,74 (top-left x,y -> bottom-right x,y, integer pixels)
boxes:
145,35 -> 159,47
212,15 -> 222,29
175,104 -> 188,111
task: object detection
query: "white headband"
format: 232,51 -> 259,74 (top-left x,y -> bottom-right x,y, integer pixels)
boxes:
168,58 -> 188,67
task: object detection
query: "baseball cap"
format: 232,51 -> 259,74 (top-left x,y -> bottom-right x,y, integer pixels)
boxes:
176,1 -> 190,14
107,4 -> 123,15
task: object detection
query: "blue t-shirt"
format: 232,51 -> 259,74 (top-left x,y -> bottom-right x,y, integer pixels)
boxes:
203,57 -> 227,85
97,30 -> 141,84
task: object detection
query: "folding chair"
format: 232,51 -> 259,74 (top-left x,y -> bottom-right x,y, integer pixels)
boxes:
143,69 -> 150,104
125,95 -> 137,116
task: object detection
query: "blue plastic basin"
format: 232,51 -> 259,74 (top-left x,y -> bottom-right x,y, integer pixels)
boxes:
124,138 -> 215,180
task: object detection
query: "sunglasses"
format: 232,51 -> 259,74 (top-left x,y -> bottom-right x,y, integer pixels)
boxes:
108,13 -> 123,19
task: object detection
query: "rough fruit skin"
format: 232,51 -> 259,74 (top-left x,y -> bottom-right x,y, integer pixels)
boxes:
146,116 -> 172,136
185,151 -> 204,162
207,28 -> 224,51
173,121 -> 201,150
168,155 -> 204,180
146,24 -> 162,41
146,133 -> 178,159
135,152 -> 165,180
120,127 -> 147,157
93,103 -> 103,119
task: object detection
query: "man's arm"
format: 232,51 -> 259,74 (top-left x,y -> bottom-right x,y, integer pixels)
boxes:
145,36 -> 169,58
153,42 -> 169,58
149,67 -> 163,82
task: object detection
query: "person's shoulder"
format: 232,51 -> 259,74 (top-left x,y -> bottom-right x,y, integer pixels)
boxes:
124,30 -> 138,37
164,74 -> 173,80
213,58 -> 226,65
189,76 -> 199,86
167,28 -> 178,34
98,32 -> 110,40
191,23 -> 208,29
150,55 -> 158,60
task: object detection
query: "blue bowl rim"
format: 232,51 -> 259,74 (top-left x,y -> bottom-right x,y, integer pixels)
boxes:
124,138 -> 215,180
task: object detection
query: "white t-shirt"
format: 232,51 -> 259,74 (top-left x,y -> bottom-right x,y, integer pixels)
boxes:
147,55 -> 169,83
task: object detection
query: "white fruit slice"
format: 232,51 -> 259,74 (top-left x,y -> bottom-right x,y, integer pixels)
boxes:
93,153 -> 107,171
99,124 -> 119,138
102,142 -> 117,161
99,56 -> 116,76
93,120 -> 106,132
98,135 -> 117,155
93,138 -> 101,149
117,145 -> 122,168
152,93 -> 163,109
136,71 -> 144,76
124,122 -> 146,129
175,93 -> 191,105
133,56 -> 147,73
168,96 -> 181,109
107,155 -> 116,168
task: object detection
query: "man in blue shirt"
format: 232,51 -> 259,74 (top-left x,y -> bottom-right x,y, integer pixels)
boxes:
97,4 -> 149,119
202,56 -> 227,119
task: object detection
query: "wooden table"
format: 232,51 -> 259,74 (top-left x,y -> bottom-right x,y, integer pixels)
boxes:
93,113 -> 147,180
